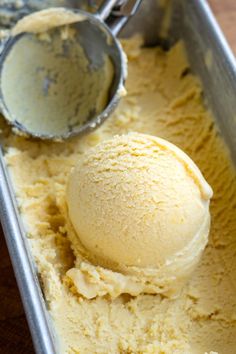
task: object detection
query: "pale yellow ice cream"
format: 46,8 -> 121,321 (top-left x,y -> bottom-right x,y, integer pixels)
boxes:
2,37 -> 236,353
12,7 -> 86,35
66,133 -> 212,299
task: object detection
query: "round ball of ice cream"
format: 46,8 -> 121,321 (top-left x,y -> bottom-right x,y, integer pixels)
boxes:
67,133 -> 212,278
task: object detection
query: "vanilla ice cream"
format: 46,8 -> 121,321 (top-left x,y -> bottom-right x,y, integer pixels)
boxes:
3,37 -> 236,354
66,133 -> 212,299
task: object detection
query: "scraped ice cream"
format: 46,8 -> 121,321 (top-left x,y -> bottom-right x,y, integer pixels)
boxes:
12,7 -> 86,35
2,36 -> 236,353
66,133 -> 212,299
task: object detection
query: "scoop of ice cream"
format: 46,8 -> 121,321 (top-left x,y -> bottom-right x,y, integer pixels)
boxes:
66,133 -> 213,298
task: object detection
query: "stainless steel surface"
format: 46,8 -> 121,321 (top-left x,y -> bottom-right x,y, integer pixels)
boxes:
0,148 -> 57,354
0,0 -> 235,353
101,0 -> 143,35
0,0 -> 142,140
180,0 -> 236,165
97,0 -> 118,18
98,0 -> 143,19
0,5 -> 122,140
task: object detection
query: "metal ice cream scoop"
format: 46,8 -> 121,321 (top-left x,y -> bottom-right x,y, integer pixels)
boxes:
0,0 -> 142,140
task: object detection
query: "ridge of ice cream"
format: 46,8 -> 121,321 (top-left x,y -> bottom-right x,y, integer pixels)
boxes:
12,7 -> 86,35
66,133 -> 213,299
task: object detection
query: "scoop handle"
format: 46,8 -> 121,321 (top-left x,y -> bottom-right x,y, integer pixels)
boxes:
97,0 -> 142,36
97,0 -> 119,20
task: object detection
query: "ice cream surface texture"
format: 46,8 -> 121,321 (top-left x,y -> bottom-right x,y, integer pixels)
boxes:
66,133 -> 212,299
2,37 -> 236,353
12,7 -> 86,35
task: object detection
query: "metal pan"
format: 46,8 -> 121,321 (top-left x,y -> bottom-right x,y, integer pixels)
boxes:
0,1 -> 235,353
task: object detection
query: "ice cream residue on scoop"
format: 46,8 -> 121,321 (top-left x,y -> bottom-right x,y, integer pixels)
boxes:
1,8 -> 115,138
